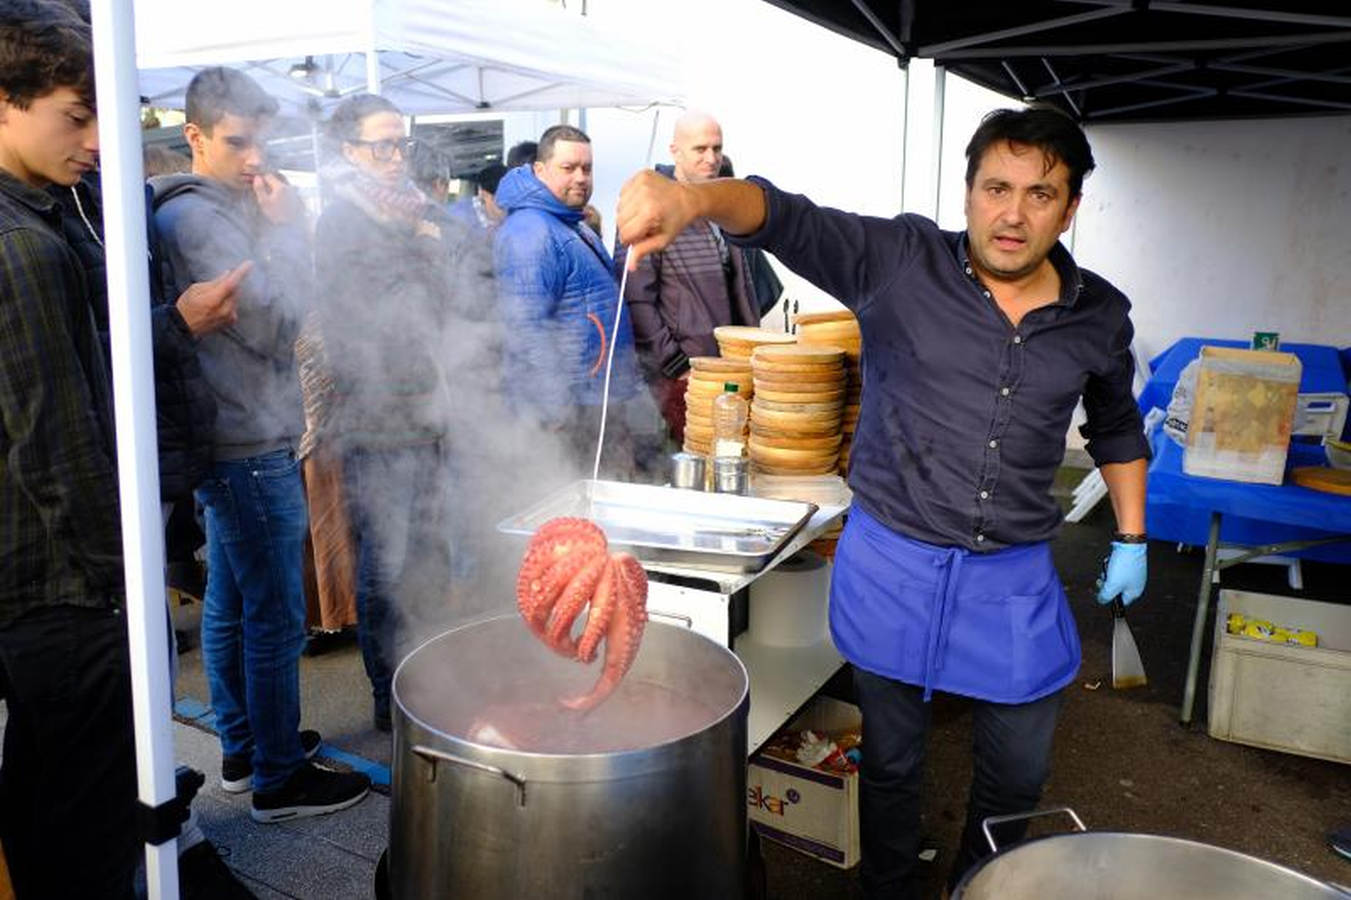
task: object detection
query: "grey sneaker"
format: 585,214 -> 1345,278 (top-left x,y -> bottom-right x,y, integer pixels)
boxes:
220,729 -> 322,793
250,762 -> 371,824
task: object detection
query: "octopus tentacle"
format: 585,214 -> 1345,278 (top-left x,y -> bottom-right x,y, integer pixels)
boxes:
545,553 -> 609,655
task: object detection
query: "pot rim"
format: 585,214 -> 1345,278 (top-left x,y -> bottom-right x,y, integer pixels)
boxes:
391,613 -> 750,766
952,830 -> 1345,898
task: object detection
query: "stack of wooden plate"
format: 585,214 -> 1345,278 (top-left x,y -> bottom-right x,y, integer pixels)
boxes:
713,325 -> 796,361
748,344 -> 847,476
682,356 -> 753,457
795,310 -> 862,474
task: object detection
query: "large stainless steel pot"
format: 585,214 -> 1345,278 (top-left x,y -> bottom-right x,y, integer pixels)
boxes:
389,614 -> 749,899
954,808 -> 1351,899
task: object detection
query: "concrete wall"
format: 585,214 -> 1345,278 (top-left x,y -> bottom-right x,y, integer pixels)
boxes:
1072,115 -> 1351,364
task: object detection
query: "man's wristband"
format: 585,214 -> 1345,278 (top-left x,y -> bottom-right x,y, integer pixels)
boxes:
1113,532 -> 1148,544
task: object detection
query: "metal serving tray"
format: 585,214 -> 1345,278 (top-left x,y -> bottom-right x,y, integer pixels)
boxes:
498,479 -> 818,574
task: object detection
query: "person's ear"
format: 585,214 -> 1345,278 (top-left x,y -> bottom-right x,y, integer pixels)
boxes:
341,142 -> 360,167
1061,194 -> 1081,233
183,122 -> 204,157
532,160 -> 545,178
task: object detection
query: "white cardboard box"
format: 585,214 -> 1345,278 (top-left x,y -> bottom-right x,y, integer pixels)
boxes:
1209,589 -> 1351,764
747,696 -> 861,869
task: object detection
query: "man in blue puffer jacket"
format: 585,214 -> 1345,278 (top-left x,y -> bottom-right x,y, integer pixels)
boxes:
494,125 -> 655,475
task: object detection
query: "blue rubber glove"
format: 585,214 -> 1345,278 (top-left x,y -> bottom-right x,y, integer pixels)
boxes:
1096,541 -> 1147,606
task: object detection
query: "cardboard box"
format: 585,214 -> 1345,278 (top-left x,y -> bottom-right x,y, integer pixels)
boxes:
1184,346 -> 1301,485
748,696 -> 861,869
1209,589 -> 1351,764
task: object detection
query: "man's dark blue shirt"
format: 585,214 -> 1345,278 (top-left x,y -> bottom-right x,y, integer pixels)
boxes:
731,177 -> 1149,551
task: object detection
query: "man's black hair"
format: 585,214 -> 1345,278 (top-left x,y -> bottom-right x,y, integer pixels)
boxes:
0,0 -> 94,110
964,107 -> 1095,198
536,126 -> 589,165
506,140 -> 537,168
476,162 -> 507,195
325,92 -> 402,146
184,66 -> 279,134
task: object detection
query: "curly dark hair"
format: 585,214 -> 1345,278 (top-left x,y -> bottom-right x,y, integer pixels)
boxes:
964,107 -> 1096,198
0,0 -> 94,110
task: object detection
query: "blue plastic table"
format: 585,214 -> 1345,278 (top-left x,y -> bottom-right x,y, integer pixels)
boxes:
1137,339 -> 1351,723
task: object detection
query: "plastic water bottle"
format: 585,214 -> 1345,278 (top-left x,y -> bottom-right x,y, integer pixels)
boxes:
712,382 -> 749,459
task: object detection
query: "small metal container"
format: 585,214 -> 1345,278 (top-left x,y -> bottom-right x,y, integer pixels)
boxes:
670,452 -> 707,490
711,456 -> 750,495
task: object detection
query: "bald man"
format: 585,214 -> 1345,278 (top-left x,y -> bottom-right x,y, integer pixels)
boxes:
615,112 -> 757,443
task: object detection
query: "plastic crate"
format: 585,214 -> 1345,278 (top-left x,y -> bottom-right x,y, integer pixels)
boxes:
1208,589 -> 1351,764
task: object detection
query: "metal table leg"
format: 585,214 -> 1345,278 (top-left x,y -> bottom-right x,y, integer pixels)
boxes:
1181,511 -> 1222,724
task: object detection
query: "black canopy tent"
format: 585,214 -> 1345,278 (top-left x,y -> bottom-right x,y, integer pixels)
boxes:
762,1 -> 1351,123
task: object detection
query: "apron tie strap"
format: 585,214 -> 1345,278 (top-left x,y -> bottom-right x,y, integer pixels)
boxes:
922,548 -> 965,701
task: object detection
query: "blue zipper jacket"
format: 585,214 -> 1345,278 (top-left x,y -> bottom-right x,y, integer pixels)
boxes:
493,166 -> 640,425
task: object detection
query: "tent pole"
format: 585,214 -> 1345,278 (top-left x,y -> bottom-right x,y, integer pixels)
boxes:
931,64 -> 946,221
90,2 -> 180,898
899,65 -> 910,212
366,2 -> 381,95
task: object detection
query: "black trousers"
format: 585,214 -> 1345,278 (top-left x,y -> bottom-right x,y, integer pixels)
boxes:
0,605 -> 138,900
853,667 -> 1063,900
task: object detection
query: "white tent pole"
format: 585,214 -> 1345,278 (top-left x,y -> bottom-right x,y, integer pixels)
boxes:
931,63 -> 946,222
91,2 -> 181,898
899,63 -> 910,212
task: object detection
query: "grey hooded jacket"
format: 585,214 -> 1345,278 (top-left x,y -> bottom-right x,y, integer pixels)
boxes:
150,174 -> 309,460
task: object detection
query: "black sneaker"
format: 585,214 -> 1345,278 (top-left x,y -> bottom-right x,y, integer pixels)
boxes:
179,840 -> 257,900
220,730 -> 323,793
1331,823 -> 1351,861
250,762 -> 371,824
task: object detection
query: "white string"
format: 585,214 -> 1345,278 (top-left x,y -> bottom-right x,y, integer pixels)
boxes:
592,263 -> 630,482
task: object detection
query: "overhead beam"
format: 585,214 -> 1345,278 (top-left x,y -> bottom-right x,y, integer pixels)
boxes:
1087,86 -> 1217,119
1228,88 -> 1351,111
1033,61 -> 1195,98
849,0 -> 907,57
1040,58 -> 1081,118
1059,0 -> 1351,31
1211,62 -> 1351,87
931,29 -> 1351,59
919,6 -> 1129,56
1001,61 -> 1031,98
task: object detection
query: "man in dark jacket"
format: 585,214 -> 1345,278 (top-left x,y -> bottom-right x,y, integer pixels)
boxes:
614,112 -> 757,443
0,5 -> 249,896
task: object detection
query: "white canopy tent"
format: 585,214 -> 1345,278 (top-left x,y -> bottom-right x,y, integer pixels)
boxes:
91,3 -> 682,898
134,0 -> 684,114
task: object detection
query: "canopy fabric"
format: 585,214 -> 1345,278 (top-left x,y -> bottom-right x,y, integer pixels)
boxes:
135,0 -> 683,114
762,1 -> 1351,123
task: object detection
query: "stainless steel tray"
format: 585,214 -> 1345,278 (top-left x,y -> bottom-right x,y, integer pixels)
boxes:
498,480 -> 818,573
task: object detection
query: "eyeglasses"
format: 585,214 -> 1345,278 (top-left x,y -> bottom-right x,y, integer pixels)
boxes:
347,137 -> 415,162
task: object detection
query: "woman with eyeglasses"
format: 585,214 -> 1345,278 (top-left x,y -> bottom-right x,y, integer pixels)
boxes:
310,93 -> 457,732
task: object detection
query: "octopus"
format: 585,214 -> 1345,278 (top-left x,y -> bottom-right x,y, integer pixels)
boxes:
514,517 -> 648,711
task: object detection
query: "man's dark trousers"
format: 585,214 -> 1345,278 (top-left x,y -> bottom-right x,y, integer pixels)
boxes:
853,666 -> 1063,899
0,605 -> 138,899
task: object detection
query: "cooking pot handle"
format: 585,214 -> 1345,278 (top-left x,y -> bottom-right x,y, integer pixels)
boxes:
411,745 -> 528,808
647,608 -> 694,629
981,807 -> 1086,854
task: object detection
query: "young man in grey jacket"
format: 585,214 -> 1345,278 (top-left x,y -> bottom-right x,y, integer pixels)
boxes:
152,66 -> 369,822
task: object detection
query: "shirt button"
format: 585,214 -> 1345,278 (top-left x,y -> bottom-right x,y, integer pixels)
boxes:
964,266 -> 972,275
1012,335 -> 1023,345
979,490 -> 989,500
983,291 -> 991,299
1000,386 -> 1010,396
975,533 -> 986,543
988,439 -> 999,449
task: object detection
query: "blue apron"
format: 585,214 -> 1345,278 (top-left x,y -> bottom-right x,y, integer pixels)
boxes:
829,504 -> 1080,704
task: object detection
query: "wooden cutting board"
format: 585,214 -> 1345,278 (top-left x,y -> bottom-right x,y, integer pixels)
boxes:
1291,466 -> 1351,495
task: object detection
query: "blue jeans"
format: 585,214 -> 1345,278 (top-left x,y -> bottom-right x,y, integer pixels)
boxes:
195,450 -> 308,792
852,667 -> 1063,900
345,443 -> 450,714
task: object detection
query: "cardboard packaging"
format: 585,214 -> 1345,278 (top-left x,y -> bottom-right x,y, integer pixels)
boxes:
747,696 -> 861,869
1184,346 -> 1301,485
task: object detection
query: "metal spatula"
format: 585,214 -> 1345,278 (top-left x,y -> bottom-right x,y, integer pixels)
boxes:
1111,598 -> 1147,689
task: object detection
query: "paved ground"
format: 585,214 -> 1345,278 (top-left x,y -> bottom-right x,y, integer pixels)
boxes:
4,465 -> 1349,898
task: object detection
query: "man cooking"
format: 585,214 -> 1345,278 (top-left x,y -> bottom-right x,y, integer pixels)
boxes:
616,107 -> 1150,898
